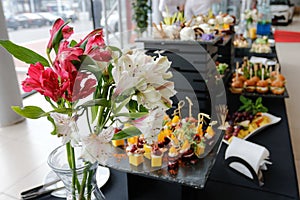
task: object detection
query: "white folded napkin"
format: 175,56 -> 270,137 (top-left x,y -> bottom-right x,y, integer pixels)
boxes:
250,56 -> 277,66
225,137 -> 271,182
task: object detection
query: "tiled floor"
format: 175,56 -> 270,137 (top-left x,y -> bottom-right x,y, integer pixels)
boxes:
1,17 -> 300,199
274,15 -> 300,190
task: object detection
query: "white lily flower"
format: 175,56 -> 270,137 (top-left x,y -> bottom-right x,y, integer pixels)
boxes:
112,49 -> 176,110
81,126 -> 114,163
50,113 -> 80,146
132,108 -> 165,144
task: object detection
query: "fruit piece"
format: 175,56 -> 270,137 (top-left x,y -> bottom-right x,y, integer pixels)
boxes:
238,129 -> 250,139
195,142 -> 205,157
224,134 -> 232,140
163,128 -> 172,136
172,115 -> 180,124
260,116 -> 271,126
127,136 -> 138,145
180,140 -> 190,153
170,134 -> 180,147
197,123 -> 204,136
168,146 -> 179,157
143,144 -> 152,159
238,120 -> 250,128
205,126 -> 215,139
249,122 -> 258,132
112,139 -> 125,147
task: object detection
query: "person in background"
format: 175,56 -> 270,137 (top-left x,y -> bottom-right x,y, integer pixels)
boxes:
93,0 -> 103,28
184,0 -> 221,21
159,0 -> 185,18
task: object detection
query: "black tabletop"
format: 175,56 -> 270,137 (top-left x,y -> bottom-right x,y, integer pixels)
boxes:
123,95 -> 299,200
33,95 -> 299,200
205,95 -> 299,199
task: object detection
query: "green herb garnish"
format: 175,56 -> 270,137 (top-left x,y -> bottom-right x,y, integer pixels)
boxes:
238,96 -> 268,115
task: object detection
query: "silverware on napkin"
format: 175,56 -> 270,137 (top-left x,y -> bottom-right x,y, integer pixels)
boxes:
20,179 -> 64,200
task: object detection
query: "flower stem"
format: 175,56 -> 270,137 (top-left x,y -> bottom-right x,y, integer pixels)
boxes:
79,163 -> 89,200
97,84 -> 110,130
66,142 -> 81,200
47,52 -> 53,65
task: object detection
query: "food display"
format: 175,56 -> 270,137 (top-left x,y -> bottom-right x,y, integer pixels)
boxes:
111,98 -> 224,177
152,12 -> 235,41
229,59 -> 286,96
234,34 -> 249,48
216,62 -> 229,76
223,96 -> 279,143
250,36 -> 272,53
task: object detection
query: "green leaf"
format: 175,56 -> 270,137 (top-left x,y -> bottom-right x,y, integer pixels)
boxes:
113,96 -> 131,114
47,115 -> 57,135
127,100 -> 138,113
50,108 -> 73,115
238,104 -> 248,112
107,45 -> 122,57
139,104 -> 148,112
240,95 -> 249,104
113,87 -> 135,103
0,40 -> 50,66
11,106 -> 46,119
112,126 -> 142,140
113,112 -> 148,119
256,97 -> 262,105
79,98 -> 110,108
91,105 -> 99,122
69,40 -> 78,47
48,20 -> 71,54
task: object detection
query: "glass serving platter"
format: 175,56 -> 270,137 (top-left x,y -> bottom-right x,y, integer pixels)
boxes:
99,129 -> 224,189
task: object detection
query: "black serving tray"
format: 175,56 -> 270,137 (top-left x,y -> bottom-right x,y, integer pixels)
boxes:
235,47 -> 277,59
230,89 -> 289,98
228,80 -> 289,98
227,69 -> 289,98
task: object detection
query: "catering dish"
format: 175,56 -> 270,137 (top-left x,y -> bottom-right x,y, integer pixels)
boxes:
229,60 -> 288,97
152,12 -> 235,42
100,99 -> 225,188
223,112 -> 281,144
233,34 -> 249,48
44,166 -> 110,198
250,37 -> 272,54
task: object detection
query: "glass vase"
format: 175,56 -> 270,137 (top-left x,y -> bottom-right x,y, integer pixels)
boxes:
48,145 -> 105,200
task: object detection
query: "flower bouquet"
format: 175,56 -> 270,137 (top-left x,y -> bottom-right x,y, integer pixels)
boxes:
0,19 -> 176,200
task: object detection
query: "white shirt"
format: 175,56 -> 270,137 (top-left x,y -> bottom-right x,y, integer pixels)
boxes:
184,0 -> 221,21
159,0 -> 186,18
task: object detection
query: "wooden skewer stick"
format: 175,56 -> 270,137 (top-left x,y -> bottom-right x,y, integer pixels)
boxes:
152,22 -> 167,39
198,113 -> 203,126
254,64 -> 258,77
276,63 -> 280,79
186,96 -> 193,119
172,100 -> 185,118
236,61 -> 239,81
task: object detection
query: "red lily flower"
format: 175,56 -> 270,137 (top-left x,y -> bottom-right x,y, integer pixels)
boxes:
22,62 -> 64,102
46,18 -> 73,52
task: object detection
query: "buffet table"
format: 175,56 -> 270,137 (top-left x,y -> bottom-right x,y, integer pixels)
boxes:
102,34 -> 299,198
32,35 -> 299,200
99,96 -> 299,200
36,95 -> 299,200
